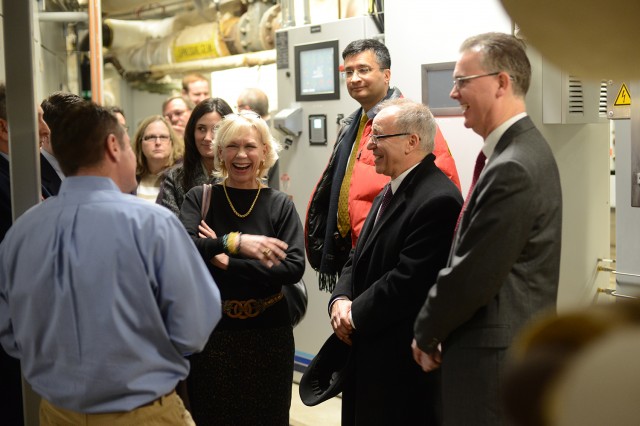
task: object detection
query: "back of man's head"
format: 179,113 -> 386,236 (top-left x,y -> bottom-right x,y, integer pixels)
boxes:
41,92 -> 86,150
41,92 -> 85,126
460,32 -> 531,97
342,38 -> 391,69
237,88 -> 269,117
54,102 -> 123,176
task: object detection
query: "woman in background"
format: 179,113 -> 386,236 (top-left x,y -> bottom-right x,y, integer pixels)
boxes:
158,97 -> 232,215
132,115 -> 182,202
179,111 -> 305,425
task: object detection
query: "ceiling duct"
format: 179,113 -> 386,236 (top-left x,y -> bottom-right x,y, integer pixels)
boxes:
102,0 -> 279,77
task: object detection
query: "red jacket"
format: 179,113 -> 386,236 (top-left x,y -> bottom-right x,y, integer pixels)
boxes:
348,120 -> 460,245
305,87 -> 461,289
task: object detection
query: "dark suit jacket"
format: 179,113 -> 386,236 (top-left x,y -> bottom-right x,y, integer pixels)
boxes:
0,155 -> 24,425
414,116 -> 563,425
330,154 -> 462,425
40,152 -> 62,196
0,155 -> 11,243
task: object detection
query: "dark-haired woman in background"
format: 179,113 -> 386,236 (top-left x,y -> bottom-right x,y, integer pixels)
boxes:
157,97 -> 233,215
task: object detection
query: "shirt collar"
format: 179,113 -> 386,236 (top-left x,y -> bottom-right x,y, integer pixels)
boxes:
41,148 -> 65,180
389,162 -> 420,194
0,151 -> 8,161
60,176 -> 122,194
482,112 -> 527,159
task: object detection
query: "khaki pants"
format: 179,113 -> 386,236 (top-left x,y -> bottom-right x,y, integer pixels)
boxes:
40,391 -> 196,426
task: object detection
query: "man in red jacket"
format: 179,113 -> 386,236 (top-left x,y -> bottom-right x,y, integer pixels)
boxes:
306,38 -> 461,291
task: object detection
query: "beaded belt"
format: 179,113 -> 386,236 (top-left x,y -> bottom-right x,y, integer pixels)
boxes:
222,292 -> 284,319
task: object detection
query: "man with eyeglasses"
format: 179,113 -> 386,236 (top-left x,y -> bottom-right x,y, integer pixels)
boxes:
306,38 -> 461,293
328,98 -> 462,424
412,32 -> 562,425
162,95 -> 194,139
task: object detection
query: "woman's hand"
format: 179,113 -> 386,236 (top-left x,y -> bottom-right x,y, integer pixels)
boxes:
199,220 -> 229,270
238,234 -> 288,268
198,221 -> 287,269
198,220 -> 217,239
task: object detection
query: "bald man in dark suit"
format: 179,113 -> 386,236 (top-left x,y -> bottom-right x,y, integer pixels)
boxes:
330,99 -> 462,424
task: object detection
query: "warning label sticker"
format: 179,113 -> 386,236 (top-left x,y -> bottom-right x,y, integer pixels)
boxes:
614,83 -> 631,106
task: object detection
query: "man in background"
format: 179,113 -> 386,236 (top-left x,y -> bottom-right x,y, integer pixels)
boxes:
107,105 -> 128,129
330,99 -> 462,424
163,95 -> 193,140
412,32 -> 563,425
306,38 -> 461,291
0,83 -> 52,426
40,91 -> 86,195
0,102 -> 221,425
237,87 -> 279,189
182,73 -> 210,105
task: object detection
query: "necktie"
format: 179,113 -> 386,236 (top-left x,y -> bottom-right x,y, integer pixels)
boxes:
337,113 -> 369,237
454,150 -> 486,234
375,184 -> 393,224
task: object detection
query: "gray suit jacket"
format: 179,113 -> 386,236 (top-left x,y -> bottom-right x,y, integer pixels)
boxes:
414,116 -> 562,425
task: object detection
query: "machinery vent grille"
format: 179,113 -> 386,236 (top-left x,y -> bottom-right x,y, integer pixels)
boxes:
568,76 -> 584,114
599,80 -> 608,117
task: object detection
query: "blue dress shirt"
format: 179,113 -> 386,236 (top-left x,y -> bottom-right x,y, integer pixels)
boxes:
0,176 -> 221,413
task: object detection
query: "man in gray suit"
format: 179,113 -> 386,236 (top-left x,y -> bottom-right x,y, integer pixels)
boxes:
412,32 -> 563,425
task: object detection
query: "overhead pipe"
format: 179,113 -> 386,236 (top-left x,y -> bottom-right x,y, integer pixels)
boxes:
38,12 -> 89,22
281,0 -> 295,28
303,0 -> 311,25
106,1 -> 278,75
149,49 -> 276,78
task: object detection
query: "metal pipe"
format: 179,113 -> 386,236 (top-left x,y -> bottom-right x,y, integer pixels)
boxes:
149,50 -> 276,78
303,0 -> 311,24
38,12 -> 89,22
281,0 -> 295,28
597,265 -> 640,278
89,0 -> 104,104
597,288 -> 638,300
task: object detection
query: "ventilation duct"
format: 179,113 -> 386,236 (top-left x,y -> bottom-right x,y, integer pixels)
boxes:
97,0 -> 279,77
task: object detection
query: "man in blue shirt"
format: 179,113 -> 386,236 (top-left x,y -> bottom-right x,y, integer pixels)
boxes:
0,102 -> 221,425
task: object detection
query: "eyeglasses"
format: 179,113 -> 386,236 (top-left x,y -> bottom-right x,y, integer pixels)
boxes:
342,67 -> 383,80
164,110 -> 188,119
143,135 -> 170,142
369,132 -> 410,145
452,72 -> 500,89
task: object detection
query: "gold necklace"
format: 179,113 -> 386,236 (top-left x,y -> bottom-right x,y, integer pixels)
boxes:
223,179 -> 262,218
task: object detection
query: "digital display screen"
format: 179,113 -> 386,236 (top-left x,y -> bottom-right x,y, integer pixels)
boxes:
299,47 -> 335,95
295,40 -> 340,102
